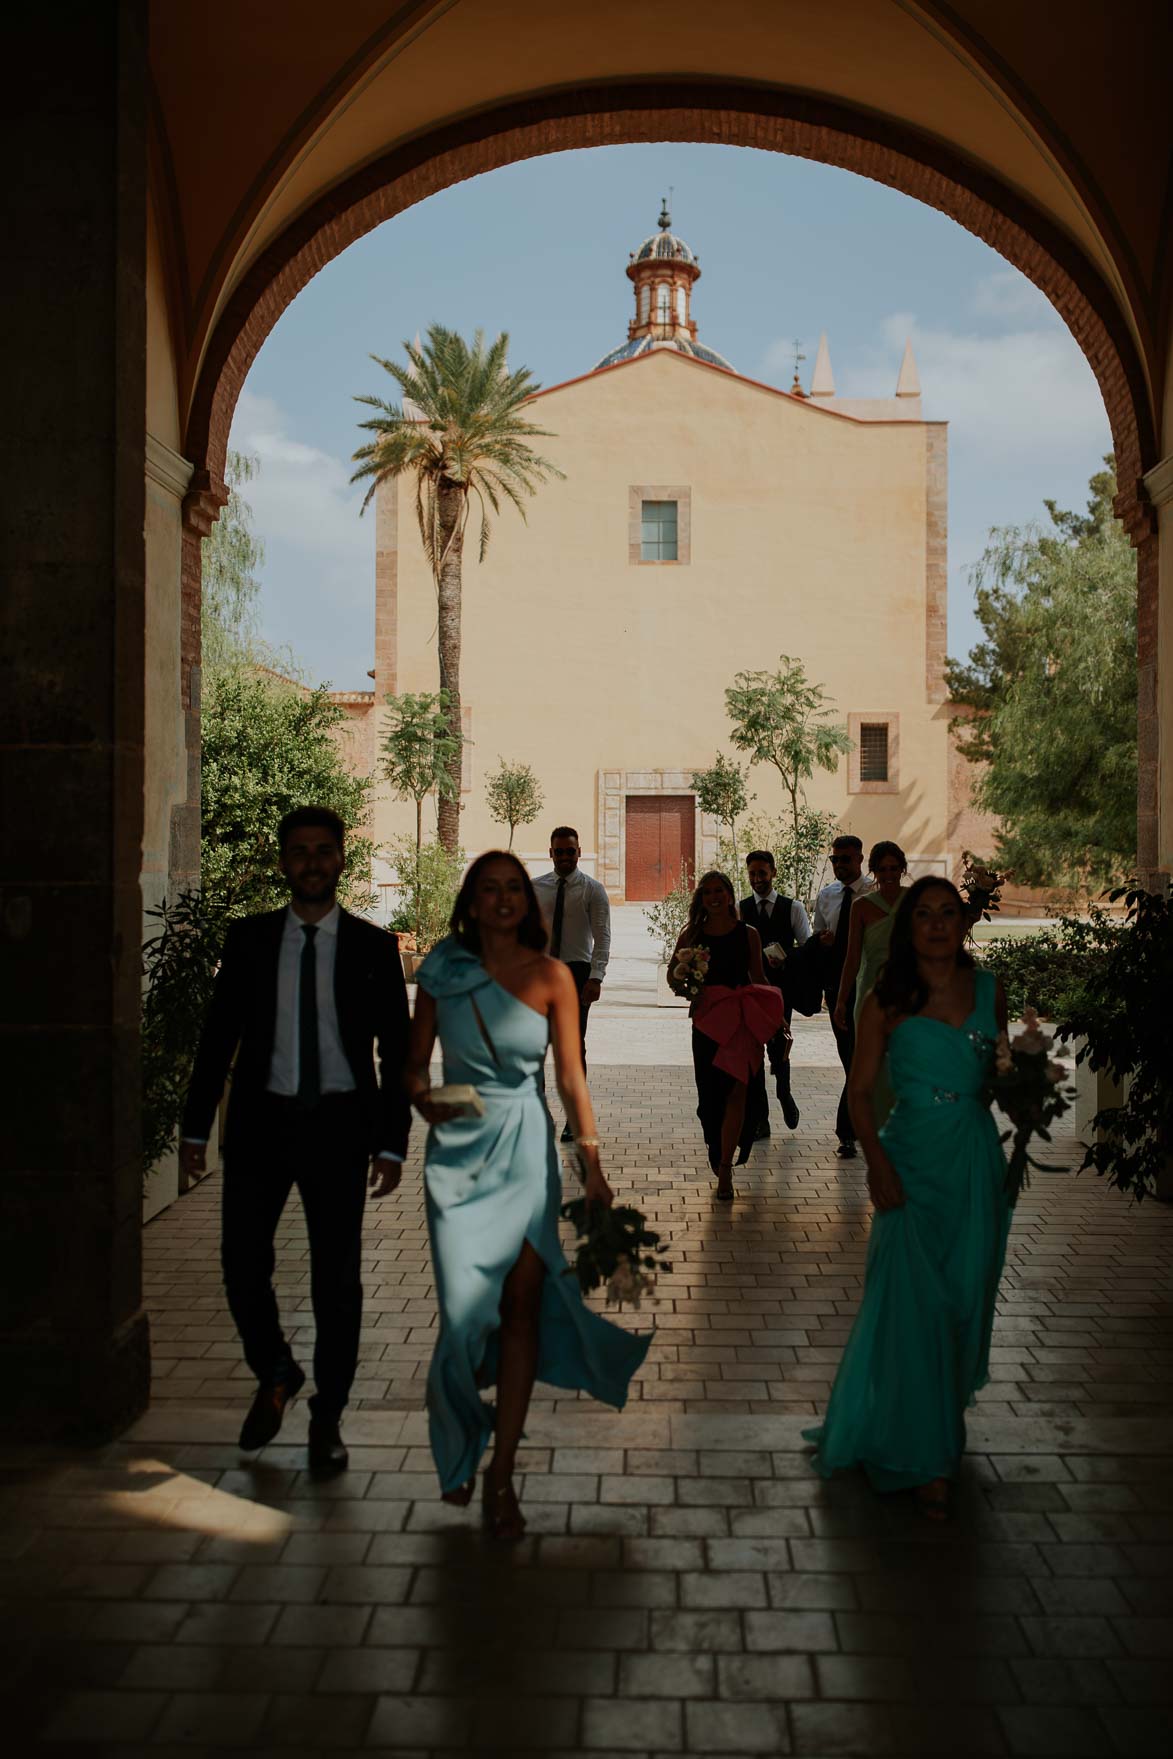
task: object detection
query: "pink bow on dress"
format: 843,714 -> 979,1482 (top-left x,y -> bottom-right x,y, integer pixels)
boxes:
694,983 -> 785,1082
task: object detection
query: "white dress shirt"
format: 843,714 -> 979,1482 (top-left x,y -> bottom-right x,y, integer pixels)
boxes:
746,888 -> 812,946
812,874 -> 876,936
533,867 -> 612,980
267,904 -> 354,1096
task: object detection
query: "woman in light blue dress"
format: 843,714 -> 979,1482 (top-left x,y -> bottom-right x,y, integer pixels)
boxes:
405,852 -> 650,1539
806,876 -> 1012,1519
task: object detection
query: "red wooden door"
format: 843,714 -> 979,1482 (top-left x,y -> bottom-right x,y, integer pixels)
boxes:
625,796 -> 696,901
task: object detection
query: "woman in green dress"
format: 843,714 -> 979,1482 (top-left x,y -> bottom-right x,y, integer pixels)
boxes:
806,876 -> 1012,1520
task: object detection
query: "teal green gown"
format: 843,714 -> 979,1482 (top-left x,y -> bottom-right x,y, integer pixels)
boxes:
417,937 -> 651,1495
805,967 -> 1012,1490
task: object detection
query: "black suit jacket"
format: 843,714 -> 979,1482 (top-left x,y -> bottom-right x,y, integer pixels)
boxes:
181,907 -> 412,1157
739,894 -> 822,1018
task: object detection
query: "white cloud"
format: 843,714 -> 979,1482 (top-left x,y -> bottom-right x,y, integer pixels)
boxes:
969,269 -> 1052,322
845,306 -> 1108,460
228,389 -> 375,687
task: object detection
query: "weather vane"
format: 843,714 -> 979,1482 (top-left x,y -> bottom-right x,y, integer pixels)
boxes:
792,339 -> 807,380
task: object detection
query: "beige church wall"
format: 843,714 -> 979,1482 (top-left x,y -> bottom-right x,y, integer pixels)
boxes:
377,350 -> 951,896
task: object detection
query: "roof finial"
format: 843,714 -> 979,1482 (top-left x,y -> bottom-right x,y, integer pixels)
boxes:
790,338 -> 807,396
810,331 -> 836,397
658,195 -> 671,231
895,337 -> 921,398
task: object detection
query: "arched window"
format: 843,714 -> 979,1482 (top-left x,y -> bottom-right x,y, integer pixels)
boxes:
638,285 -> 650,325
676,286 -> 687,325
655,284 -> 670,322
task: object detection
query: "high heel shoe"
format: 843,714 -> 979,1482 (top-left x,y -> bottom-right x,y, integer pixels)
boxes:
715,1162 -> 735,1202
440,1476 -> 476,1507
482,1471 -> 526,1542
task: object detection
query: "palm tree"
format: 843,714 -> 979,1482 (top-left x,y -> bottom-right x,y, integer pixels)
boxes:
352,326 -> 563,851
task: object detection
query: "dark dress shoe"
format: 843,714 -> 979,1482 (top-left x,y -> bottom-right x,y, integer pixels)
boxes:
560,1122 -> 574,1143
836,1138 -> 858,1159
239,1364 -> 305,1451
308,1416 -> 349,1473
781,1093 -> 800,1130
753,1119 -> 771,1142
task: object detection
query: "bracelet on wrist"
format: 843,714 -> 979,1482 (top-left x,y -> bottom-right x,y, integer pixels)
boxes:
575,1136 -> 600,1149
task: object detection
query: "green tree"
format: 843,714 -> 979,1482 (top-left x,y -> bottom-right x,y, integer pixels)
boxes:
690,753 -> 751,873
201,449 -> 265,674
724,657 -> 852,898
380,689 -> 462,853
200,668 -> 375,915
387,835 -> 465,951
485,757 -> 544,849
947,458 -> 1136,889
352,325 -> 564,852
716,806 -> 840,908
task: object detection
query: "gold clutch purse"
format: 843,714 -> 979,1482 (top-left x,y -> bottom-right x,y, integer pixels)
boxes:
429,1083 -> 485,1118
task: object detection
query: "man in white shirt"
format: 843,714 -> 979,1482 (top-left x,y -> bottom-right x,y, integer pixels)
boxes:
533,825 -> 611,1141
740,850 -> 810,1137
811,834 -> 875,1158
178,807 -> 411,1470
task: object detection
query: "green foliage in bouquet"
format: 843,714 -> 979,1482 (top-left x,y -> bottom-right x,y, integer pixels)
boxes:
142,890 -> 233,1175
560,1198 -> 671,1310
1058,883 -> 1173,1202
979,910 -> 1123,1019
985,1012 -> 1074,1202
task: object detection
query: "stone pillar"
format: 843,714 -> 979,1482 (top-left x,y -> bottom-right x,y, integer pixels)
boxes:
0,1 -> 151,1437
1142,458 -> 1173,880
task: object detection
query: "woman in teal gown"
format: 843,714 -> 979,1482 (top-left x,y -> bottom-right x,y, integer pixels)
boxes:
807,876 -> 1012,1518
406,852 -> 650,1539
834,841 -> 908,1130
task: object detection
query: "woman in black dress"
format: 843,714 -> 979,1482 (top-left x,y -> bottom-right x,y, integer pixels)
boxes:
672,871 -> 774,1201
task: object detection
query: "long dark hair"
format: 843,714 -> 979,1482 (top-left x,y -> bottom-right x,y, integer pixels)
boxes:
686,870 -> 737,941
872,876 -> 973,1017
450,850 -> 548,954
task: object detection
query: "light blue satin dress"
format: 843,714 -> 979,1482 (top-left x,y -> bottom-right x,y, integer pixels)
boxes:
805,967 -> 1012,1490
418,936 -> 651,1494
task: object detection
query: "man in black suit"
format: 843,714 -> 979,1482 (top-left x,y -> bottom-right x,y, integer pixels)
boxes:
811,833 -> 874,1158
179,806 -> 411,1471
739,850 -> 812,1139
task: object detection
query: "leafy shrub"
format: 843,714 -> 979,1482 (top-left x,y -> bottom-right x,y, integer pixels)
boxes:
978,909 -> 1124,1020
388,836 -> 465,952
644,862 -> 697,963
142,891 -> 232,1175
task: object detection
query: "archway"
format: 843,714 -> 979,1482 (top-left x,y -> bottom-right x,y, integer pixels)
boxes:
179,83 -> 1160,877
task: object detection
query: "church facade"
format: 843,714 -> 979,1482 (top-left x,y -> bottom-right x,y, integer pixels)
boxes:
345,205 -> 965,901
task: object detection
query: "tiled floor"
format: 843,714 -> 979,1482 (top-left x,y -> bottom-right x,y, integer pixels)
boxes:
4,1049 -> 1172,1756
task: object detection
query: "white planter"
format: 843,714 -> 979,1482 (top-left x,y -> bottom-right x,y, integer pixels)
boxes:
656,962 -> 688,1008
1069,1035 -> 1127,1143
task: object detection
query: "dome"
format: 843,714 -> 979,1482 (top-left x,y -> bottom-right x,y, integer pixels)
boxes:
631,197 -> 698,267
594,336 -> 734,373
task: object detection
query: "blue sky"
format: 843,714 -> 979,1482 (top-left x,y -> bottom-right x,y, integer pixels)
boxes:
232,142 -> 1111,690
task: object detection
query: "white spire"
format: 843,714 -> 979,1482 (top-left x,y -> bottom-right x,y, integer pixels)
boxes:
895,337 -> 921,398
810,331 -> 836,397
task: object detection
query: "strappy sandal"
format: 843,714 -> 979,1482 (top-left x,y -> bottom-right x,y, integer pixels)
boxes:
441,1476 -> 476,1507
715,1162 -> 735,1202
914,1477 -> 950,1522
482,1470 -> 526,1542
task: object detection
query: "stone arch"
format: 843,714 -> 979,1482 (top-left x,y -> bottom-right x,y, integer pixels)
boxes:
181,79 -> 1161,863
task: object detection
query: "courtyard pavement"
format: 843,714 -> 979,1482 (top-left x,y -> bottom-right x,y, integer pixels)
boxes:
3,932 -> 1173,1756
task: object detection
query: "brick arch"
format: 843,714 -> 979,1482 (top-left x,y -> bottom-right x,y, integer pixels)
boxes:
180,79 -> 1161,866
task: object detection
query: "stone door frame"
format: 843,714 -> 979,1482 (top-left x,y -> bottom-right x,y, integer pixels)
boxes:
597,769 -> 721,902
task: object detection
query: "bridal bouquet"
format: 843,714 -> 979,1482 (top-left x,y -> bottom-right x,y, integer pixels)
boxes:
560,1197 -> 671,1311
985,1007 -> 1074,1201
959,851 -> 1008,932
668,944 -> 710,999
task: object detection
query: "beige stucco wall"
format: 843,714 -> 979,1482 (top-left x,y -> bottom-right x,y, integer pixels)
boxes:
373,349 -> 951,895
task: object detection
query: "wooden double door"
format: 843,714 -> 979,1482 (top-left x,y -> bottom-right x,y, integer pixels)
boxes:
625,795 -> 695,901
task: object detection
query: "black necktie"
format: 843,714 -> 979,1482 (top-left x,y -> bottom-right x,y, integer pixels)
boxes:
297,924 -> 320,1107
550,877 -> 567,960
833,886 -> 853,957
758,897 -> 770,928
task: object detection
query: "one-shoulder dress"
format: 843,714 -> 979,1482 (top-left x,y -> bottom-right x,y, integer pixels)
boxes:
417,936 -> 651,1494
805,966 -> 1012,1490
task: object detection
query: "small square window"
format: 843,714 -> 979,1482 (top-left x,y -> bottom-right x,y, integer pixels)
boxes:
641,499 -> 678,562
859,722 -> 889,783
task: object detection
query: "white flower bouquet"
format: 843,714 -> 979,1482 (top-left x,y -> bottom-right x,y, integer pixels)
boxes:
985,1007 -> 1074,1201
668,944 -> 710,999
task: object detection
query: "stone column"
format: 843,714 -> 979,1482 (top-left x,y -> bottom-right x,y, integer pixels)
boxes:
1142,458 -> 1173,880
0,1 -> 150,1437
